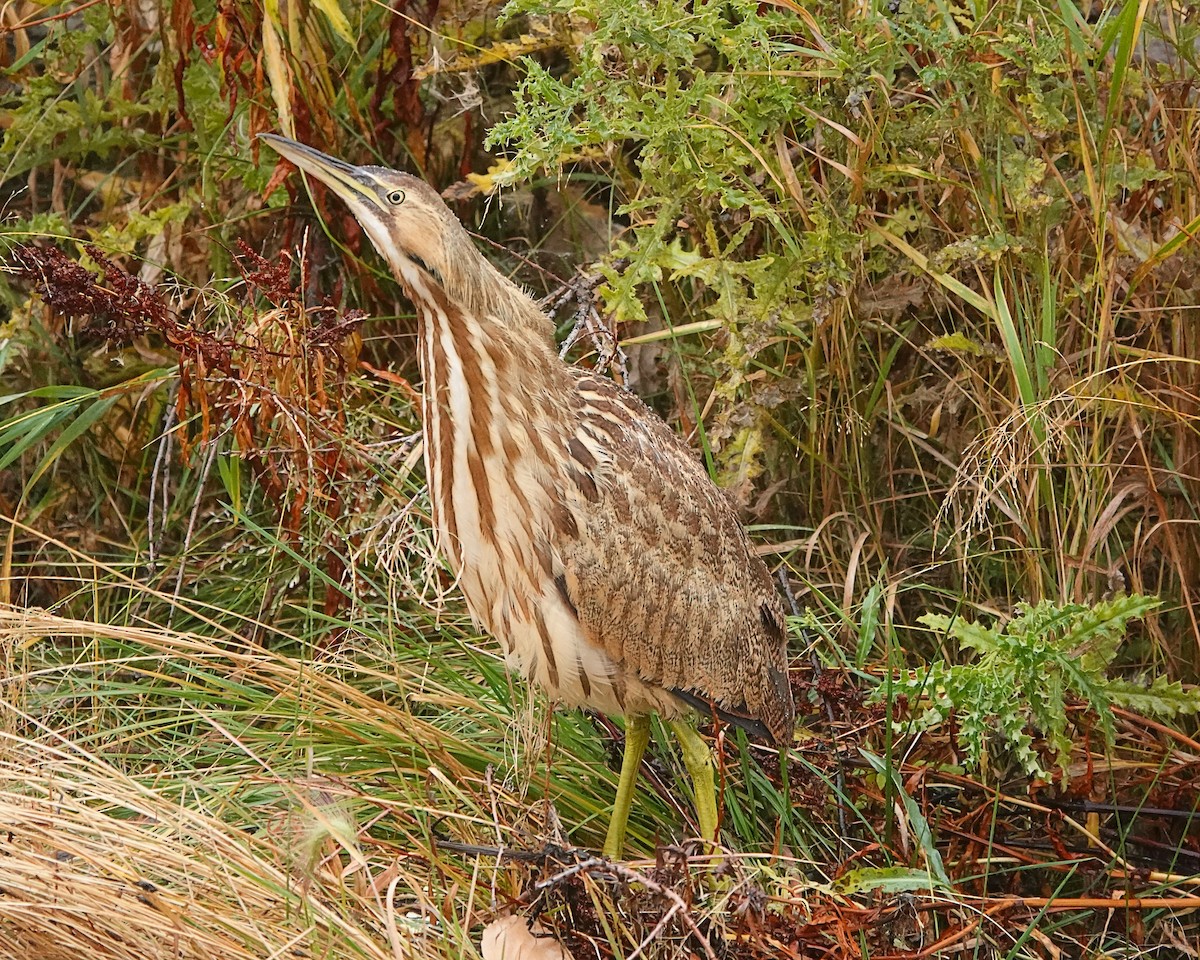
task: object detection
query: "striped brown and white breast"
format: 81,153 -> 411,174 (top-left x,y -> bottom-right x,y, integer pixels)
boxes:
413,282 -> 623,709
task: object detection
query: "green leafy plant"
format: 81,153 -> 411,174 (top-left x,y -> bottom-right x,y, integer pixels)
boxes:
487,0 -> 863,500
892,596 -> 1200,780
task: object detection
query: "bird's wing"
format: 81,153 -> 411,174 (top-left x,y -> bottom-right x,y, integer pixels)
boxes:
549,371 -> 794,743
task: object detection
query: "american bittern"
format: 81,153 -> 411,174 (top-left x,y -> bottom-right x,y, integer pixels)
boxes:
262,135 -> 795,857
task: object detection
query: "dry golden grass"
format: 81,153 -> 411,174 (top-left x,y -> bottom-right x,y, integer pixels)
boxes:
4,1 -> 1200,957
0,608 -> 820,960
0,610 -> 475,959
0,729 -> 403,959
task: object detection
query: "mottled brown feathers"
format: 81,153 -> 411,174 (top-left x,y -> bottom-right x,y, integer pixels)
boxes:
554,373 -> 794,744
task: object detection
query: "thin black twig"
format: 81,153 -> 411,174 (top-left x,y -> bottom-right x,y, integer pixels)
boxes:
433,839 -> 587,865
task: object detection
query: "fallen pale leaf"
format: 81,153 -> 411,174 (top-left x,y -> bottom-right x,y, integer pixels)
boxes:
480,915 -> 572,960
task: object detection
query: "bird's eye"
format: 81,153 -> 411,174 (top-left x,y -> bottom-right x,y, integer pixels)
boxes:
386,189 -> 406,205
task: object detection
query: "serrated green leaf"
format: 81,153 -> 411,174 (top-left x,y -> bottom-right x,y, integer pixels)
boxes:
895,596 -> 1165,782
1108,676 -> 1200,718
918,612 -> 997,653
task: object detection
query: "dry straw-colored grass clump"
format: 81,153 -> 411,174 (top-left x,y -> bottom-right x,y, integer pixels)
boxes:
0,609 -> 823,960
0,737 -> 398,960
0,608 -> 472,960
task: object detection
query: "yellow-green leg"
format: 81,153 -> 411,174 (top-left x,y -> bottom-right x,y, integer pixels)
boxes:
604,713 -> 650,859
668,718 -> 718,845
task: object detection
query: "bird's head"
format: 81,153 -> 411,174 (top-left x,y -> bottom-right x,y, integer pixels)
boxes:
261,134 -> 457,289
262,133 -> 556,349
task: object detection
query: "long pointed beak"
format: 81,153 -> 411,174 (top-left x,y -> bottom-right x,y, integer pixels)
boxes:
259,134 -> 384,212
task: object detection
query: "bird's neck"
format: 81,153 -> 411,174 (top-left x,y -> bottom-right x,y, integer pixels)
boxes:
405,249 -> 564,576
402,249 -> 563,425
397,246 -> 556,356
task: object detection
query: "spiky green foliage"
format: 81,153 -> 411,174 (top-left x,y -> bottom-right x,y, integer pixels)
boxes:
488,0 -> 854,496
892,596 -> 1200,780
